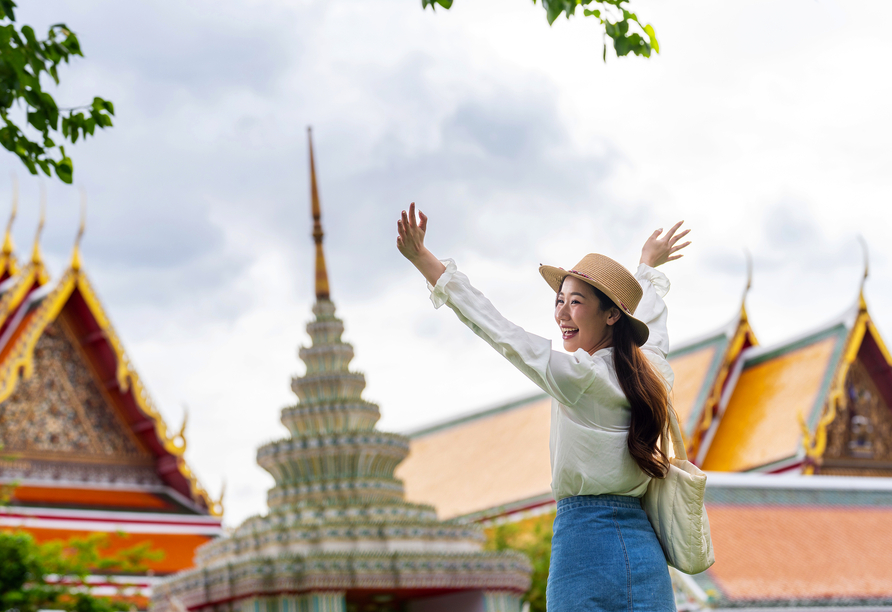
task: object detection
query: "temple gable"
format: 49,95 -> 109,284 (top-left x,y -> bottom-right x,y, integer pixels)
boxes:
821,357 -> 892,476
0,315 -> 148,463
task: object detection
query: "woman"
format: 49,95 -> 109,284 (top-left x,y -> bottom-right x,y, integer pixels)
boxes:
396,203 -> 691,612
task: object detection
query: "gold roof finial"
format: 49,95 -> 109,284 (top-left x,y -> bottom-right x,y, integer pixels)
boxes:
211,480 -> 226,517
740,248 -> 753,321
2,175 -> 19,277
71,189 -> 87,271
308,127 -> 331,301
31,183 -> 47,267
3,175 -> 17,257
857,235 -> 869,312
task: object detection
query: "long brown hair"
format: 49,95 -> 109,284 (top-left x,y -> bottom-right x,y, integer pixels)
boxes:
569,279 -> 671,478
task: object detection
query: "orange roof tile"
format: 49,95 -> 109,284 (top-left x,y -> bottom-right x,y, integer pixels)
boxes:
702,331 -> 844,472
397,395 -> 553,520
11,487 -> 173,510
706,505 -> 892,600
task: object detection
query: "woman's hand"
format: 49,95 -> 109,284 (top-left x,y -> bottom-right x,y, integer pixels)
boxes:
397,202 -> 447,286
640,221 -> 691,268
397,202 -> 428,262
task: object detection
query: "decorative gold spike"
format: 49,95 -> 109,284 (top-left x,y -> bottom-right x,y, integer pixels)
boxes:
308,127 -> 330,301
211,480 -> 226,517
71,189 -> 87,272
3,175 -> 17,256
30,183 -> 47,269
2,175 -> 19,277
741,249 -> 753,321
167,407 -> 188,455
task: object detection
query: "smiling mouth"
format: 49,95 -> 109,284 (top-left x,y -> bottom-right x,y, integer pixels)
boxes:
561,326 -> 579,340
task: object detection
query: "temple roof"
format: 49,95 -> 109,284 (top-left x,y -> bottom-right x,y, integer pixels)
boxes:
698,290 -> 883,473
0,236 -> 220,517
676,473 -> 892,607
397,393 -> 553,521
699,321 -> 848,472
668,303 -> 756,453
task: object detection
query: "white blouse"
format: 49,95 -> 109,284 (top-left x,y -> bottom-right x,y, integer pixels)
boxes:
427,259 -> 674,500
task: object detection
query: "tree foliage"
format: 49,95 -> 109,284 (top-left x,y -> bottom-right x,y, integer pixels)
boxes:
0,530 -> 163,612
0,0 -> 114,184
422,0 -> 658,61
486,513 -> 555,612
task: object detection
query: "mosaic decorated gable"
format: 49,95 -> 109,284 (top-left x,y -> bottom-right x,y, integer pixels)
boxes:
0,314 -> 151,464
821,328 -> 892,477
701,325 -> 847,473
0,266 -> 219,515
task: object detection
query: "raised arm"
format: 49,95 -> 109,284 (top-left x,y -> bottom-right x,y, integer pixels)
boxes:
634,221 -> 691,385
396,204 -> 604,407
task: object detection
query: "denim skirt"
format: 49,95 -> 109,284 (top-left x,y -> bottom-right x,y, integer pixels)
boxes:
546,495 -> 675,612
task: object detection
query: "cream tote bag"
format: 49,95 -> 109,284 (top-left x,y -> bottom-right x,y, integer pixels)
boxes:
642,406 -> 715,574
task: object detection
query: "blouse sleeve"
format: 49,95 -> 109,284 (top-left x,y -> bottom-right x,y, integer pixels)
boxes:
633,263 -> 674,389
428,259 -> 605,407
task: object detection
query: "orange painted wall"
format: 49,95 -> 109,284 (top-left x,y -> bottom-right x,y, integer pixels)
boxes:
20,528 -> 211,574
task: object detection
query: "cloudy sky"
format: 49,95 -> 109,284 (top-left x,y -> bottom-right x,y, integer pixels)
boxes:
5,0 -> 892,525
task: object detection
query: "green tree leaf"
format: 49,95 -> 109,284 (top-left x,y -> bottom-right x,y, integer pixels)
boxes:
0,2 -> 115,183
421,0 -> 659,62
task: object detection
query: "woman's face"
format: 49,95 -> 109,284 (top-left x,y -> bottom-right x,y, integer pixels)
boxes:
554,276 -> 620,354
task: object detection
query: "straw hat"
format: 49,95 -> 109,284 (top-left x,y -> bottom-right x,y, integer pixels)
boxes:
539,253 -> 649,346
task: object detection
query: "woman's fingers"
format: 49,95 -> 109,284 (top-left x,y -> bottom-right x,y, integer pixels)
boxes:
419,210 -> 428,232
670,240 -> 692,254
669,228 -> 691,246
664,220 -> 684,242
408,202 -> 418,228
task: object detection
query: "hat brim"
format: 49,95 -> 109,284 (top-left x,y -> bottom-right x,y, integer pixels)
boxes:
539,264 -> 650,347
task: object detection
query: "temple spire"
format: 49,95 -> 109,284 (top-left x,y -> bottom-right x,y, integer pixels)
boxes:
308,127 -> 330,301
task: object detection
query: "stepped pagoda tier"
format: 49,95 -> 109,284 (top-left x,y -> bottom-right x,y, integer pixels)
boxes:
152,130 -> 531,612
0,199 -> 223,609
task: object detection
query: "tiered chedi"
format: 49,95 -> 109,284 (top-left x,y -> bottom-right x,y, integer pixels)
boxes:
151,130 -> 530,612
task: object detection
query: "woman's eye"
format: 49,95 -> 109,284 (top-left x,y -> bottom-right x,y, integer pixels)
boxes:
571,300 -> 580,305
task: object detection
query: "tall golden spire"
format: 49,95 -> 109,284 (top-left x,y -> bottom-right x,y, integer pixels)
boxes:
308,127 -> 330,301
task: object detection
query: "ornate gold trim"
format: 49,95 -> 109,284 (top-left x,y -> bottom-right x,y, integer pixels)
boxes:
0,264 -> 46,330
0,267 -> 221,517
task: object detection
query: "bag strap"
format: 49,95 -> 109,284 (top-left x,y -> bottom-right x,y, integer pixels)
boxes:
661,401 -> 687,462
